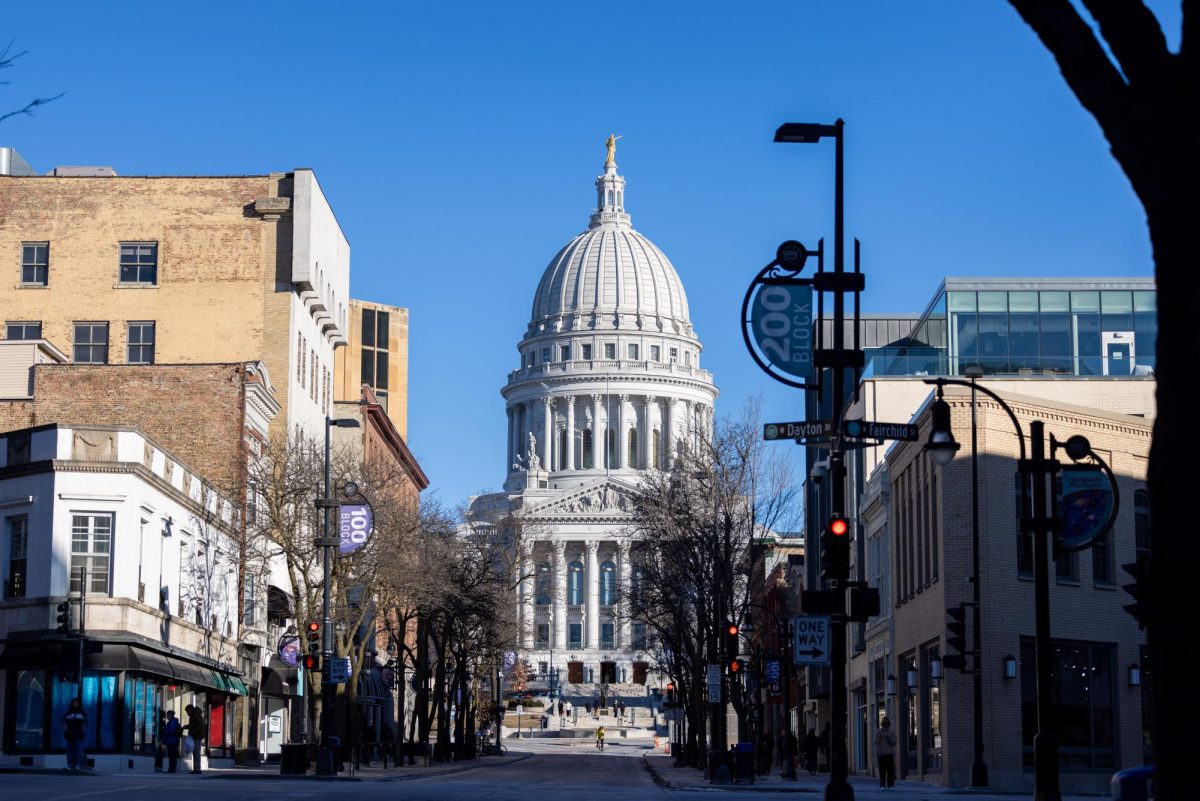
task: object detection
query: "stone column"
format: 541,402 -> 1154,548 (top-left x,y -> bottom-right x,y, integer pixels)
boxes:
592,394 -> 606,470
618,542 -> 632,649
565,396 -> 576,470
542,397 -> 553,470
665,398 -> 677,469
585,540 -> 600,649
505,406 -> 514,473
617,394 -> 628,469
553,541 -> 568,649
520,548 -> 534,649
641,396 -> 656,469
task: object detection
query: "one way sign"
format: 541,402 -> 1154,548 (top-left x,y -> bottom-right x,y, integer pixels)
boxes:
792,615 -> 831,665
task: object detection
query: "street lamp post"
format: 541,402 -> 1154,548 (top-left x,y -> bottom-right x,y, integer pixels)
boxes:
924,378 -> 1117,801
774,118 -> 860,801
316,415 -> 361,776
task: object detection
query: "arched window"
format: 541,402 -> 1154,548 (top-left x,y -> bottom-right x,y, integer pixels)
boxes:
1134,489 -> 1150,558
607,429 -> 617,467
558,429 -> 568,470
607,190 -> 613,206
628,429 -> 639,469
535,562 -> 551,605
582,429 -> 594,469
568,560 -> 584,605
653,430 -> 661,469
600,560 -> 617,605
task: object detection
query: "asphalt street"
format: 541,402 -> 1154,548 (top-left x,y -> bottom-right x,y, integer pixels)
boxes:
0,740 -> 1104,801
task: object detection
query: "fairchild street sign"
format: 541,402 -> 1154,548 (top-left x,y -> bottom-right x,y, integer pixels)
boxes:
764,420 -> 835,441
792,615 -> 831,666
842,420 -> 919,442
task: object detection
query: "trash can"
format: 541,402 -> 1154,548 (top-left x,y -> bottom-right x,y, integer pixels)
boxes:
733,742 -> 756,784
1111,766 -> 1154,800
279,742 -> 308,775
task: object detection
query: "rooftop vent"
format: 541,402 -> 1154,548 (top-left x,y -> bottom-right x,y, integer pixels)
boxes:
0,147 -> 36,176
47,165 -> 117,176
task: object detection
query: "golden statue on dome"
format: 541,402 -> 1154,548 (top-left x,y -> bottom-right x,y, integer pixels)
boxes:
604,134 -> 622,168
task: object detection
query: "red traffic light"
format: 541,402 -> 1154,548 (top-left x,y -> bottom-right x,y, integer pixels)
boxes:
307,620 -> 320,634
666,682 -> 674,692
727,623 -> 739,636
829,516 -> 849,537
729,659 -> 741,673
302,654 -> 321,671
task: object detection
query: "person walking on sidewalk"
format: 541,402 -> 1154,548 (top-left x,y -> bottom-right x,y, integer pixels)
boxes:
184,704 -> 206,774
801,728 -> 820,775
161,710 -> 182,773
63,698 -> 88,770
874,717 -> 897,790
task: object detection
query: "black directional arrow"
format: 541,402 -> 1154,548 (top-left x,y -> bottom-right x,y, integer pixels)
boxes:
796,648 -> 825,659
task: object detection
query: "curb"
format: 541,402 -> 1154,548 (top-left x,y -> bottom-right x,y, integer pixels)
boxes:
642,755 -> 821,793
381,751 -> 535,782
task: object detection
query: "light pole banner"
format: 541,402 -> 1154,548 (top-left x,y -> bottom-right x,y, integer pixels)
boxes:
1058,465 -> 1115,552
339,503 -> 373,555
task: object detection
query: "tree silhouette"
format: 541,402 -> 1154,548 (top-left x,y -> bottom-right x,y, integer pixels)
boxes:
1008,3 -> 1192,797
0,42 -> 63,126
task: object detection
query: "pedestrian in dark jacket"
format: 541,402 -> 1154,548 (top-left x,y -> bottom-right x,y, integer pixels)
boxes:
184,704 -> 206,774
160,710 -> 182,773
801,728 -> 821,775
63,698 -> 88,770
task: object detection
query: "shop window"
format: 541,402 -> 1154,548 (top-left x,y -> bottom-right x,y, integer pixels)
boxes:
13,669 -> 45,750
1020,639 -> 1115,769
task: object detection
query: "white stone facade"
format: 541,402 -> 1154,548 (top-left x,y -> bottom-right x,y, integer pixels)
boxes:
471,147 -> 718,684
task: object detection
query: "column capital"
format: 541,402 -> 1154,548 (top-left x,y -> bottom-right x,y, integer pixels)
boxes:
553,540 -> 566,558
566,395 -> 576,408
592,393 -> 605,404
644,394 -> 657,404
618,393 -> 630,404
618,540 -> 631,556
667,396 -> 679,408
544,396 -> 553,408
585,539 -> 600,554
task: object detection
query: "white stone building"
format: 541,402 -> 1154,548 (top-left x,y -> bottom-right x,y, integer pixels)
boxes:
469,144 -> 718,686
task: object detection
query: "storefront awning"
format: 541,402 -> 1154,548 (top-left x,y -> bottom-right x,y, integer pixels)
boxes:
262,658 -> 301,697
210,670 -> 248,696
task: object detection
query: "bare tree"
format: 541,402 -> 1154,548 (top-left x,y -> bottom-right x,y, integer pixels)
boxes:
1006,4 -> 1188,795
0,42 -> 63,125
626,400 -> 799,766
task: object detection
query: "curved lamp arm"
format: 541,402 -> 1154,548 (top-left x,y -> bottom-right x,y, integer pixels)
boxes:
923,377 -> 1028,463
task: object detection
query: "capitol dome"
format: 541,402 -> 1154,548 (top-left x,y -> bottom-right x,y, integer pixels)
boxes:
526,152 -> 694,338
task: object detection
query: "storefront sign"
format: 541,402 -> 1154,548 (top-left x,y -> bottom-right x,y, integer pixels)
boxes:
277,633 -> 300,668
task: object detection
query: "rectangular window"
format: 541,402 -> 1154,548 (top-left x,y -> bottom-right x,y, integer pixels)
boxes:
126,321 -> 155,364
604,343 -> 616,360
1056,550 -> 1079,582
542,347 -> 550,363
296,332 -> 303,382
628,344 -> 639,360
361,347 -> 375,385
73,322 -> 109,364
119,242 -> 158,285
1020,639 -> 1115,768
70,514 -> 113,594
582,344 -> 592,360
669,347 -> 678,363
560,344 -> 570,361
361,308 -> 376,348
600,623 -> 615,649
650,345 -> 660,362
568,623 -> 583,649
632,623 -> 647,650
6,321 -> 42,340
243,572 -> 256,627
6,516 -> 28,599
21,242 -> 49,285
536,624 -> 550,648
1091,530 -> 1113,585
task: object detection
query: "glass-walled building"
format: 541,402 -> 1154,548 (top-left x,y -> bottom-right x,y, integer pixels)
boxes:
865,278 -> 1156,378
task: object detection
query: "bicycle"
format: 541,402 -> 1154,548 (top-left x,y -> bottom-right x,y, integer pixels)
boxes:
595,736 -> 605,752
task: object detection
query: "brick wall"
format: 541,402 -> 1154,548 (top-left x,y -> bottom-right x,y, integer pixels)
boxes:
0,362 -> 247,487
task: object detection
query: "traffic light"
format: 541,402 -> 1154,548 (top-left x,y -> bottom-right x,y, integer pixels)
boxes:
666,682 -> 675,705
944,604 -> 968,671
848,586 -> 881,623
729,658 -> 743,675
306,620 -> 321,654
1122,556 -> 1149,629
56,601 -> 71,635
301,653 -> 322,672
821,515 -> 851,581
723,622 -> 739,659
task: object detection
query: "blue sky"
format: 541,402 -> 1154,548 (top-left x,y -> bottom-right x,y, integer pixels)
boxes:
2,2 -> 1171,507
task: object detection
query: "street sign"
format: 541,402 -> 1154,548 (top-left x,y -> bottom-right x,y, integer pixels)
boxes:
842,420 -> 919,442
764,420 -> 835,442
793,615 -> 831,666
706,663 -> 722,703
742,243 -> 817,390
328,657 -> 351,684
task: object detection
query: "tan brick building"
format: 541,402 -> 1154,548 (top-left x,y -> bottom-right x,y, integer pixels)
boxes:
335,299 -> 409,438
0,163 -> 349,435
867,387 -> 1150,794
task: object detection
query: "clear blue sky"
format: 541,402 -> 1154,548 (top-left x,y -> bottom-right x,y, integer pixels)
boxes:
2,2 -> 1172,507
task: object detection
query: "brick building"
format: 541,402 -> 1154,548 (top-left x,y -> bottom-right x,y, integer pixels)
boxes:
335,300 -> 410,438
0,153 -> 349,436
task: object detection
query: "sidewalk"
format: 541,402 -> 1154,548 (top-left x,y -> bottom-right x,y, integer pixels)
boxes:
640,751 -> 1104,797
0,751 -> 533,782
